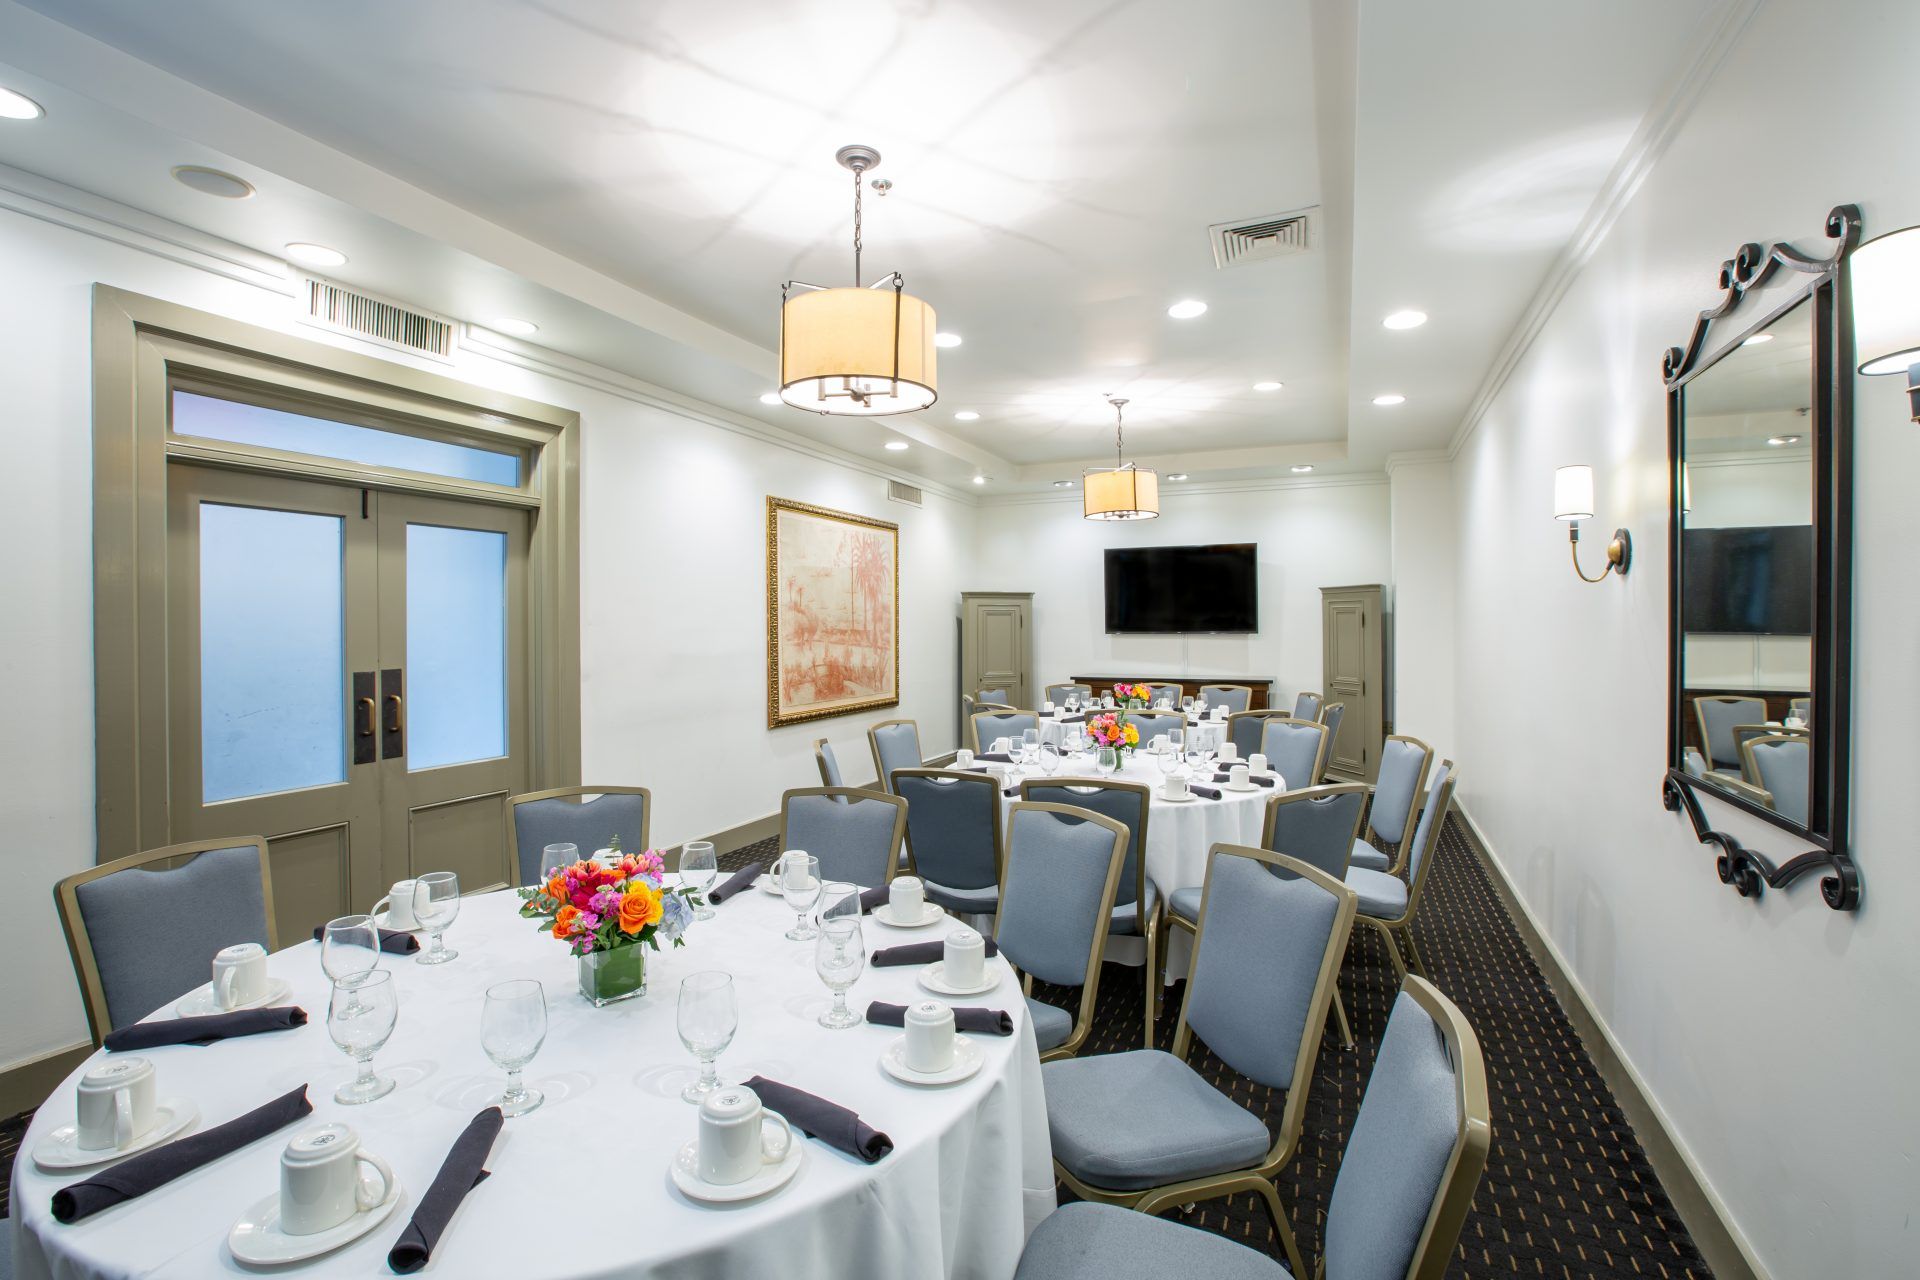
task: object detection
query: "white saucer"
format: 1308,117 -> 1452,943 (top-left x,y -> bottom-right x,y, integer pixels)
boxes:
33,1098 -> 200,1170
228,1176 -> 405,1266
879,1036 -> 985,1086
918,961 -> 1001,997
174,978 -> 294,1018
872,901 -> 945,929
754,874 -> 821,897
1223,781 -> 1264,793
1157,790 -> 1201,803
670,1137 -> 805,1203
371,910 -> 421,934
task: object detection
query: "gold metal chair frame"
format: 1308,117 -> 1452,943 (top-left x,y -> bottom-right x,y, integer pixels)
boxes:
865,716 -> 922,795
1054,843 -> 1357,1279
1000,800 -> 1130,1062
890,767 -> 1007,904
811,737 -> 840,788
1692,695 -> 1768,772
1196,683 -> 1252,710
776,785 -> 908,885
1259,717 -> 1332,792
970,708 -> 1038,754
1734,734 -> 1810,815
1224,708 -> 1293,758
55,835 -> 278,1046
507,783 -> 654,868
1730,723 -> 1808,783
1360,735 -> 1433,875
1045,683 -> 1093,705
1351,762 -> 1458,982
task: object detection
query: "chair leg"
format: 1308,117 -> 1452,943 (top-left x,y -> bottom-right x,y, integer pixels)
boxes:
1368,916 -> 1408,979
1142,910 -> 1160,1049
1329,985 -> 1354,1050
1400,923 -> 1427,977
1251,1176 -> 1310,1279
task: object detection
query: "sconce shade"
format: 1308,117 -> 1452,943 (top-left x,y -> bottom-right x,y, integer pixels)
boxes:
1852,225 -> 1920,376
1083,465 -> 1160,520
780,286 -> 937,415
1554,465 -> 1596,521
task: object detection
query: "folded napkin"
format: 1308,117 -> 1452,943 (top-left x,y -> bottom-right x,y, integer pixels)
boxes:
1187,784 -> 1223,800
742,1076 -> 892,1163
1213,771 -> 1276,787
311,924 -> 420,954
871,938 -> 999,967
976,751 -> 1014,763
388,1107 -> 504,1274
708,862 -> 765,904
865,1001 -> 1013,1036
104,1007 -> 307,1052
1058,714 -> 1087,724
51,1084 -> 312,1223
858,885 -> 891,914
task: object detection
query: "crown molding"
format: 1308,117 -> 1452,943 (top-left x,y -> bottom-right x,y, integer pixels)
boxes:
1384,448 -> 1453,477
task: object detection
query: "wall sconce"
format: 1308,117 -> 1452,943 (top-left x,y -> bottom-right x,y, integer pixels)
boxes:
1554,464 -> 1632,583
1852,224 -> 1920,422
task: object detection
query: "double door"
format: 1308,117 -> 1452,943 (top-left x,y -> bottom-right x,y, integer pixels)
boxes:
166,466 -> 528,941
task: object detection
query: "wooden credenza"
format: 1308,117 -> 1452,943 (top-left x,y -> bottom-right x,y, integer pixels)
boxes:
1069,675 -> 1272,711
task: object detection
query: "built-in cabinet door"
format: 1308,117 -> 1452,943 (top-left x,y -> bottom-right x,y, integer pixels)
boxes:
1322,585 -> 1384,782
960,593 -> 1031,711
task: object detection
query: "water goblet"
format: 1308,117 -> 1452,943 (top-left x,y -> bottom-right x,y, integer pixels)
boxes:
680,841 -> 719,920
677,971 -> 737,1103
321,914 -> 381,1011
814,917 -> 866,1029
819,880 -> 860,927
780,853 -> 822,941
481,979 -> 547,1117
1039,744 -> 1061,776
328,970 -> 397,1104
414,871 -> 461,964
539,843 -> 579,885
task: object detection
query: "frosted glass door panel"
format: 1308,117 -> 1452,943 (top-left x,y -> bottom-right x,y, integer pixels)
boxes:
406,524 -> 508,770
173,391 -> 521,486
200,503 -> 347,803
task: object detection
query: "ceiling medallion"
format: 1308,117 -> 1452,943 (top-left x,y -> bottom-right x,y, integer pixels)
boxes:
1083,397 -> 1159,521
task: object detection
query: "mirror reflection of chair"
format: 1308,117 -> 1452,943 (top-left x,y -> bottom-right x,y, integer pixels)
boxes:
1258,719 -> 1330,793
812,738 -> 846,788
1348,736 -> 1434,874
892,768 -> 1006,916
972,709 -> 1040,753
1693,696 -> 1767,776
778,786 -> 907,886
1789,696 -> 1811,722
1741,734 -> 1812,824
1292,690 -> 1324,721
866,718 -> 923,796
1344,761 -> 1458,981
1196,683 -> 1251,714
1226,709 -> 1292,760
508,786 -> 651,885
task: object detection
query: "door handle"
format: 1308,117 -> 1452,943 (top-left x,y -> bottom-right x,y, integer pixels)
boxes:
356,698 -> 376,734
379,668 -> 405,760
351,671 -> 377,765
384,693 -> 405,735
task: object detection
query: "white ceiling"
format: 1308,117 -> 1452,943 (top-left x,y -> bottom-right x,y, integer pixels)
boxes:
0,0 -> 1731,491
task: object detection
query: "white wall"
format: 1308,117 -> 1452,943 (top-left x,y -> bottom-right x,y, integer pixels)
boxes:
1387,457 -> 1456,753
970,480 -> 1392,709
1439,0 -> 1920,1274
0,203 -> 974,1072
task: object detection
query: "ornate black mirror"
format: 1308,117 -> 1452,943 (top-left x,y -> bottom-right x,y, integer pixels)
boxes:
1662,205 -> 1859,910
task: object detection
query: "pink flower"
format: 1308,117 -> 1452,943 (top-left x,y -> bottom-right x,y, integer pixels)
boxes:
579,910 -> 602,933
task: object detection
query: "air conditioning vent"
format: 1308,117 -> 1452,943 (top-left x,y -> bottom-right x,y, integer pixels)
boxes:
887,479 -> 923,507
299,277 -> 456,362
1208,208 -> 1316,268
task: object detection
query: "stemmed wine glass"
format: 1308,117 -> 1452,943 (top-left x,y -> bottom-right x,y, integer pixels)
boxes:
677,971 -> 737,1102
814,916 -> 865,1029
414,871 -> 461,965
780,853 -> 822,941
481,979 -> 547,1118
680,841 -> 719,920
818,880 -> 860,928
1039,744 -> 1061,776
321,914 -> 381,1012
328,969 -> 397,1104
539,843 -> 579,885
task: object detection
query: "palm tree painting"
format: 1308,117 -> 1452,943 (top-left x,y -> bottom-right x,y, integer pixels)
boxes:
767,497 -> 899,728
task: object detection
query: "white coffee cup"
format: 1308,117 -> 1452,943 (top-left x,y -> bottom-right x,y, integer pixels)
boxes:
1212,705 -> 1228,720
212,942 -> 269,1011
697,1087 -> 793,1186
279,1123 -> 395,1236
1231,764 -> 1251,788
953,748 -> 975,768
889,875 -> 926,920
944,926 -> 986,987
371,879 -> 420,930
75,1056 -> 158,1152
1216,741 -> 1238,762
1785,715 -> 1807,730
1249,752 -> 1269,775
904,1001 -> 957,1073
992,737 -> 1012,755
1042,700 -> 1055,714
1152,734 -> 1170,754
1162,773 -> 1191,802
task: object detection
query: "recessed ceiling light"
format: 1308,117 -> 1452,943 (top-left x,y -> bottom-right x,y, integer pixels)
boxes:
954,411 -> 980,422
1291,464 -> 1315,473
1168,473 -> 1190,481
1167,300 -> 1208,320
1052,480 -> 1074,488
1742,333 -> 1773,346
0,87 -> 45,121
1372,394 -> 1406,407
884,440 -> 909,451
492,318 -> 539,337
284,242 -> 347,268
1253,381 -> 1284,392
1383,309 -> 1428,330
171,165 -> 254,199
972,475 -> 987,485
934,332 -> 964,349
759,392 -> 783,406
1768,434 -> 1802,446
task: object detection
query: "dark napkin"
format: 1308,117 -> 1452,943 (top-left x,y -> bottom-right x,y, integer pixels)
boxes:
742,1076 -> 892,1163
51,1084 -> 312,1222
1056,714 -> 1087,724
312,924 -> 420,954
708,862 -> 765,904
104,1007 -> 307,1052
388,1107 -> 504,1274
858,885 -> 891,914
865,1001 -> 1013,1036
871,938 -> 999,967
1187,784 -> 1224,800
976,751 -> 1015,763
1213,771 -> 1276,787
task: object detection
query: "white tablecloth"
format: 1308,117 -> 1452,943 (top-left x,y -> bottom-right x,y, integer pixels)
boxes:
1034,716 -> 1226,755
13,889 -> 1054,1280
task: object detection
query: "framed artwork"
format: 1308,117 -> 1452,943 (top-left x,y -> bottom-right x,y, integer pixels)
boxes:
766,497 -> 899,728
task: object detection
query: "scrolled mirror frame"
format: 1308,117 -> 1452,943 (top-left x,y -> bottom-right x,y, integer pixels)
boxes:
1661,203 -> 1861,911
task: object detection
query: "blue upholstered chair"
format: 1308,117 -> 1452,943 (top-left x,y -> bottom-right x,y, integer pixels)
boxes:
1226,710 -> 1292,760
1197,684 -> 1251,714
1144,682 -> 1184,707
1020,777 -> 1159,1046
971,709 -> 1040,754
1041,844 -> 1357,1278
1293,690 -> 1323,721
778,787 -> 908,886
55,837 -> 277,1042
1046,683 -> 1093,705
1693,696 -> 1767,772
1259,718 -> 1330,792
977,687 -> 1010,704
1126,711 -> 1186,749
1789,696 -> 1811,722
1348,735 -> 1433,874
866,718 -> 923,795
1344,761 -> 1458,980
1319,701 -> 1346,767
1742,735 -> 1811,825
893,769 -> 1005,914
1014,975 -> 1491,1280
508,786 -> 651,886
812,738 -> 846,789
995,802 -> 1129,1060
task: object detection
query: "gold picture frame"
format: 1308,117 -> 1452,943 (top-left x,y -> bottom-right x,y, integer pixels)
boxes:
766,497 -> 900,728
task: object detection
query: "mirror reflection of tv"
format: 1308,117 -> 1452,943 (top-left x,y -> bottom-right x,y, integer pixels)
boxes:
1682,525 -> 1813,634
1104,544 -> 1257,633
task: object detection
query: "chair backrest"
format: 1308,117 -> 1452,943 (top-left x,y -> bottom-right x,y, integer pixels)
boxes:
1227,709 -> 1291,759
1319,701 -> 1346,763
1260,718 -> 1330,791
1197,684 -> 1251,714
1145,682 -> 1184,707
1263,783 -> 1369,880
1019,778 -> 1150,909
779,787 -> 908,886
867,718 -> 923,795
1789,696 -> 1811,721
893,769 -> 1004,891
813,738 -> 845,789
1293,690 -> 1324,720
1127,711 -> 1186,746
1742,735 -> 1810,824
1402,761 -> 1458,912
508,786 -> 651,886
977,687 -> 1009,704
1323,976 -> 1492,1280
1045,683 -> 1092,705
1694,696 -> 1767,769
971,710 -> 1039,753
56,838 -> 276,1041
995,803 -> 1128,988
1367,736 -> 1434,868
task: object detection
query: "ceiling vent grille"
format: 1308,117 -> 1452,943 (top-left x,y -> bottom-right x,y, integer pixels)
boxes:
887,479 -> 923,507
300,277 -> 456,362
1208,208 -> 1316,268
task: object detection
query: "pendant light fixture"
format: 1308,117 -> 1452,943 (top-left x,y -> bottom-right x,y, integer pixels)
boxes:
778,145 -> 937,416
1083,397 -> 1159,520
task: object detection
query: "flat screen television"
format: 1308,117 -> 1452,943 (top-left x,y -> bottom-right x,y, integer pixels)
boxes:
1682,525 -> 1813,635
1104,543 -> 1257,633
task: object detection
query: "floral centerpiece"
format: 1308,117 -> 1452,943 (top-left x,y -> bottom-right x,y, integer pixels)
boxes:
517,843 -> 696,1006
1086,710 -> 1141,756
1111,681 -> 1152,708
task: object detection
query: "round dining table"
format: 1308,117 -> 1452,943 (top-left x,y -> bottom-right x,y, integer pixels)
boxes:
12,886 -> 1055,1279
1034,713 -> 1228,756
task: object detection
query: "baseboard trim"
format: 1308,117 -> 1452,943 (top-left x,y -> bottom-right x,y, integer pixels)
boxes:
1451,802 -> 1767,1280
0,1040 -> 91,1117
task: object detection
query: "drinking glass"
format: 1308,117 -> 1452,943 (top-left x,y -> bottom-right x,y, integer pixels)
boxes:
414,871 -> 462,964
680,841 -> 719,920
677,971 -> 737,1102
1039,744 -> 1061,776
814,917 -> 865,1029
321,914 -> 381,1010
819,880 -> 860,927
1096,746 -> 1119,777
328,970 -> 397,1104
539,843 -> 579,885
1021,728 -> 1039,760
481,979 -> 547,1118
780,853 -> 822,941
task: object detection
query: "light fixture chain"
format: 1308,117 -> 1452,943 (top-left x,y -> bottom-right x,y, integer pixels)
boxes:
852,163 -> 864,288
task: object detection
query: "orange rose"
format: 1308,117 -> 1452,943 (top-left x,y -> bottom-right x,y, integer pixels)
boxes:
543,875 -> 568,902
552,904 -> 581,939
618,886 -> 662,933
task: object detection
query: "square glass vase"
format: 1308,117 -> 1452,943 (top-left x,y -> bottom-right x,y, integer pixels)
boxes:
577,945 -> 649,1007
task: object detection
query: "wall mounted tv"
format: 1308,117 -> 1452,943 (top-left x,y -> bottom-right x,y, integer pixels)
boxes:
1682,525 -> 1813,635
1104,544 -> 1258,634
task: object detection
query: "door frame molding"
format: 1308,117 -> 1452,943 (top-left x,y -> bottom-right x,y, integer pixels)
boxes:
92,284 -> 581,860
